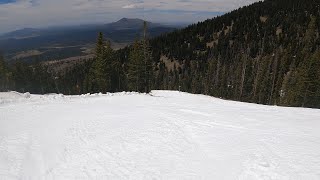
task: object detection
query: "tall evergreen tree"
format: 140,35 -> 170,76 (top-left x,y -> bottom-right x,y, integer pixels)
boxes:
127,40 -> 144,92
127,21 -> 153,93
87,32 -> 113,93
0,54 -> 11,91
142,21 -> 153,93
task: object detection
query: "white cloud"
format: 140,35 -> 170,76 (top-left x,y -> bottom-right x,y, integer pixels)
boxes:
0,0 -> 260,33
122,4 -> 140,9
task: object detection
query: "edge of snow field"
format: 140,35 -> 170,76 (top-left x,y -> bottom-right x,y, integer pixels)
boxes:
1,90 -> 320,112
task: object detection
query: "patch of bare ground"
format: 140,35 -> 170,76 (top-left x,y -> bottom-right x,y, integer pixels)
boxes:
260,16 -> 268,23
160,55 -> 183,71
43,54 -> 94,75
13,50 -> 43,59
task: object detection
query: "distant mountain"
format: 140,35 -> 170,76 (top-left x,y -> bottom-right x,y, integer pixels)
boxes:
0,18 -> 165,40
105,18 -> 162,30
0,28 -> 41,40
0,18 -> 177,61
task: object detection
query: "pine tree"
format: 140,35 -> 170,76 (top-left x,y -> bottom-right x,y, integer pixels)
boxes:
127,40 -> 144,92
87,32 -> 113,93
0,54 -> 10,91
127,21 -> 153,93
293,16 -> 317,106
142,21 -> 153,93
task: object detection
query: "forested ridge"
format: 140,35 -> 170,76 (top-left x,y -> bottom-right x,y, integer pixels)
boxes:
1,0 -> 320,108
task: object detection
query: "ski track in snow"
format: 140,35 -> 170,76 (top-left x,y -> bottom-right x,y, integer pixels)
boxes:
0,91 -> 320,179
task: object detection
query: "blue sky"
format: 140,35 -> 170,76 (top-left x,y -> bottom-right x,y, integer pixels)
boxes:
0,0 -> 260,33
0,0 -> 16,4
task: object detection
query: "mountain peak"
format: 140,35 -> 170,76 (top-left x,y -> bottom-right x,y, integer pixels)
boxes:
107,18 -> 155,30
118,18 -> 137,22
116,18 -> 147,24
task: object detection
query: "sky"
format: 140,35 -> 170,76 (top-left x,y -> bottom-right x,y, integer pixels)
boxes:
0,0 -> 260,33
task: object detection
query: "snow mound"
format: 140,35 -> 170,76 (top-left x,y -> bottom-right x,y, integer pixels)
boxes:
0,91 -> 320,179
0,91 -> 31,104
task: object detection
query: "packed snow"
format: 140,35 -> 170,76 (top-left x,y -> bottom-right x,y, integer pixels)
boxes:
1,91 -> 320,180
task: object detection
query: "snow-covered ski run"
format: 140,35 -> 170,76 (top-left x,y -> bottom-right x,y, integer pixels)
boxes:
1,91 -> 320,179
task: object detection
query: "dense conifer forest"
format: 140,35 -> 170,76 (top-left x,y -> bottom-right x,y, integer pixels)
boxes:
1,0 -> 320,108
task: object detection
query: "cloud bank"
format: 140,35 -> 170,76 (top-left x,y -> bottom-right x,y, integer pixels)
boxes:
0,0 -> 260,33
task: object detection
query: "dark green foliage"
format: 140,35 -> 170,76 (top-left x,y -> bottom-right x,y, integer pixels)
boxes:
86,32 -> 112,93
0,54 -> 12,91
147,0 -> 320,108
0,0 -> 319,108
127,41 -> 145,92
127,40 -> 153,93
127,22 -> 153,93
3,60 -> 55,94
58,60 -> 93,95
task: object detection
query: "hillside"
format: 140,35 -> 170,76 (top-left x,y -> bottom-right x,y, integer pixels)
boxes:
148,0 -> 320,108
1,91 -> 320,179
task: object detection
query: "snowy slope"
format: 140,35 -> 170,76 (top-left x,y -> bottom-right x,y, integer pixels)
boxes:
0,91 -> 320,180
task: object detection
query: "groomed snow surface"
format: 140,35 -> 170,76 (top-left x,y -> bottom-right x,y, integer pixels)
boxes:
1,91 -> 320,180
